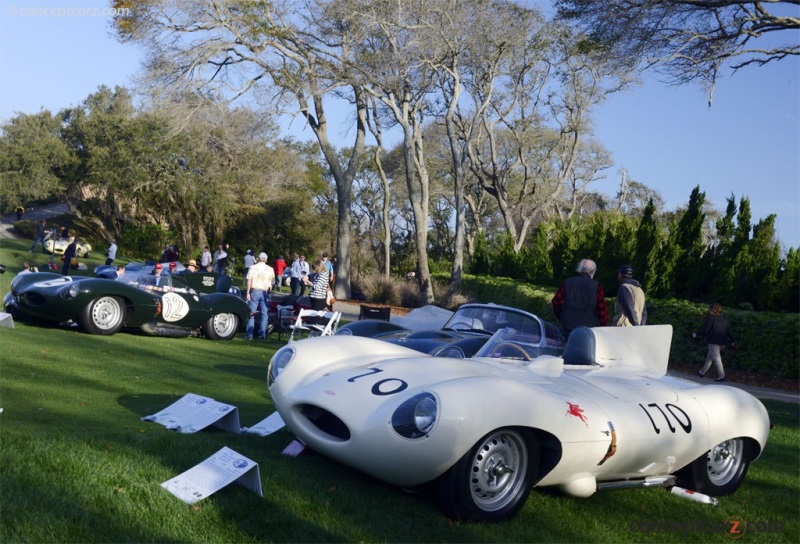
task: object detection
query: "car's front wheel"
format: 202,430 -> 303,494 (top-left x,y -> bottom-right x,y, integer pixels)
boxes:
677,438 -> 753,496
203,312 -> 239,340
80,296 -> 125,335
435,428 -> 539,522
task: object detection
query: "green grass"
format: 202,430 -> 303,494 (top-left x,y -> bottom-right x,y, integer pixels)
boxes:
1,237 -> 799,542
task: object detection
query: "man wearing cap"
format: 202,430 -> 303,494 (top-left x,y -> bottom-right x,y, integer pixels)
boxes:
551,258 -> 609,338
612,264 -> 647,326
245,252 -> 275,340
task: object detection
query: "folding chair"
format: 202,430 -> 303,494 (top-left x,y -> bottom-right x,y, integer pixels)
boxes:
359,305 -> 391,321
275,304 -> 297,342
288,309 -> 342,342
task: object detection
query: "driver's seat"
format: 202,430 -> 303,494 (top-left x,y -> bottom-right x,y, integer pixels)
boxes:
563,327 -> 596,365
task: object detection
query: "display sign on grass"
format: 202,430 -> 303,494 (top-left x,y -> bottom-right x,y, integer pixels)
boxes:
241,411 -> 285,436
142,393 -> 240,434
161,446 -> 263,504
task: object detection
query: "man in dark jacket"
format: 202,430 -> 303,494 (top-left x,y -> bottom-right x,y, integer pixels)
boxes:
551,259 -> 609,338
62,238 -> 78,275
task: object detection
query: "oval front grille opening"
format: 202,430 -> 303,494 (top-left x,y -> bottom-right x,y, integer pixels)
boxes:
298,404 -> 351,441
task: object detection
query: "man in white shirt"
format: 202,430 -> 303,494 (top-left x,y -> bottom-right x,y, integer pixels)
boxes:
290,254 -> 310,297
245,252 -> 275,340
106,239 -> 117,266
200,246 -> 212,269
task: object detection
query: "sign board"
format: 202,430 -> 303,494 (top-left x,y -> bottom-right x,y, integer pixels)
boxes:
161,446 -> 263,504
241,411 -> 285,436
142,393 -> 240,434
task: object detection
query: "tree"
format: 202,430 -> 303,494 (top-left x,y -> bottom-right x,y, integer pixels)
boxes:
674,185 -> 708,298
113,0 -> 367,300
0,111 -> 71,211
556,0 -> 800,103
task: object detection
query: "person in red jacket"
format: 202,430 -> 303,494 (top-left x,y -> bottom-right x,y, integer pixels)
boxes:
273,255 -> 287,292
551,258 -> 609,338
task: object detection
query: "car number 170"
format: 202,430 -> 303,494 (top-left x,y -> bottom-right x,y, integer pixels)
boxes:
639,403 -> 692,434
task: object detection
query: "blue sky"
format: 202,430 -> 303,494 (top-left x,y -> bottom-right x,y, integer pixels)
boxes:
1,0 -> 798,250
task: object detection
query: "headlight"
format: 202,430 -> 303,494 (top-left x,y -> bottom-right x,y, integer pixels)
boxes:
268,346 -> 296,386
391,393 -> 438,439
62,283 -> 80,299
335,328 -> 353,336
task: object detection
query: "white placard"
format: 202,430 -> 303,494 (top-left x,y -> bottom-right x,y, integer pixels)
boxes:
241,411 -> 285,436
282,439 -> 307,457
161,446 -> 263,504
142,393 -> 241,434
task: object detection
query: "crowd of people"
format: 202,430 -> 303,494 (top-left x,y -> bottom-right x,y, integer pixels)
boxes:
16,221 -> 734,376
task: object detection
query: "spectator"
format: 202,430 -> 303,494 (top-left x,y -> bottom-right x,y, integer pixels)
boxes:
611,264 -> 647,326
243,249 -> 256,283
29,219 -> 48,254
62,238 -> 79,275
161,244 -> 179,263
113,264 -> 126,280
291,254 -> 309,297
167,261 -> 178,275
18,261 -> 38,275
304,259 -> 331,313
59,226 -> 69,240
183,259 -> 198,273
200,246 -> 212,270
551,258 -> 609,338
273,254 -> 287,292
106,239 -> 118,266
15,205 -> 25,221
693,303 -> 737,382
213,244 -> 228,274
245,252 -> 275,340
322,252 -> 335,287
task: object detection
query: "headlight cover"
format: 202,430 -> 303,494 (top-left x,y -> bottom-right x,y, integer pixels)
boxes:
434,345 -> 465,359
268,346 -> 296,386
391,392 -> 438,439
63,283 -> 80,299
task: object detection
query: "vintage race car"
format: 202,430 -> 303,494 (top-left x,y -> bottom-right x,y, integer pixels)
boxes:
268,324 -> 770,522
4,271 -> 250,340
44,236 -> 92,257
337,302 -> 566,359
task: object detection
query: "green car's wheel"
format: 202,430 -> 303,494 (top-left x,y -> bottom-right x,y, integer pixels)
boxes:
203,312 -> 239,341
80,296 -> 125,335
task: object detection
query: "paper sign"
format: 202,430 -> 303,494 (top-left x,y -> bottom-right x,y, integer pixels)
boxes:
241,411 -> 285,436
282,439 -> 307,457
161,446 -> 263,504
142,393 -> 241,434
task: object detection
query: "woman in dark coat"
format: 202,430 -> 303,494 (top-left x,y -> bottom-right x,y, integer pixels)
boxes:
693,302 -> 737,382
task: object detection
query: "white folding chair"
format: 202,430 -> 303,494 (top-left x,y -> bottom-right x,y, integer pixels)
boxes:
288,309 -> 342,342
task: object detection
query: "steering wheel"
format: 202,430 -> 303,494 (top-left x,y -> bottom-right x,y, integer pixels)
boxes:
493,342 -> 532,361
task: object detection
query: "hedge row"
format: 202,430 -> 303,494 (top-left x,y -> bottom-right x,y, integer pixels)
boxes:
453,273 -> 799,379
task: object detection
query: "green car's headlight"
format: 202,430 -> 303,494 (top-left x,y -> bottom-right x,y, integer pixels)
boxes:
392,393 -> 438,439
268,346 -> 296,386
63,283 -> 80,299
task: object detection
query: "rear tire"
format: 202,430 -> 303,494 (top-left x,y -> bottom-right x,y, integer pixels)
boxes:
677,438 -> 752,496
435,428 -> 538,522
203,312 -> 239,340
80,296 -> 125,335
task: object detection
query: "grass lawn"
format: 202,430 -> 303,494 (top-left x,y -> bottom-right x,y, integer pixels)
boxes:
1,237 -> 799,543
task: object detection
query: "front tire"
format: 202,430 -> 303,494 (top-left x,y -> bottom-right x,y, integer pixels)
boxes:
80,296 -> 125,335
203,312 -> 239,341
677,438 -> 753,496
435,428 -> 539,522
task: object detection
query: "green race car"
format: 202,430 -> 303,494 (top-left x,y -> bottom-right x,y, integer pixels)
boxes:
4,271 -> 250,340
